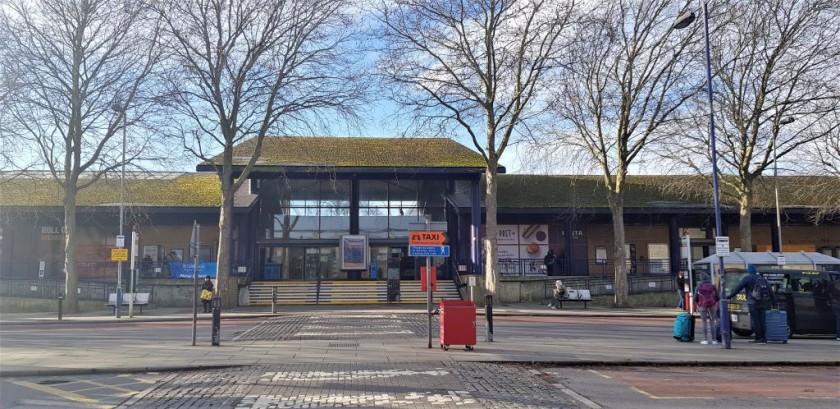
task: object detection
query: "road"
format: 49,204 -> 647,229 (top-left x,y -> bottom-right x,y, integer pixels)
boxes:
0,314 -> 837,408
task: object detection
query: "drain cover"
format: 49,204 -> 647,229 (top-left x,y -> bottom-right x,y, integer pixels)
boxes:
328,342 -> 359,348
38,379 -> 70,385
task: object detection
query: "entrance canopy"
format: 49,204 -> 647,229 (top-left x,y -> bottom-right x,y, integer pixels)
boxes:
693,251 -> 840,271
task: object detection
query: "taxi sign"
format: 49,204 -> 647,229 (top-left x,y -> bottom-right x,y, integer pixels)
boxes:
409,231 -> 448,246
111,248 -> 128,261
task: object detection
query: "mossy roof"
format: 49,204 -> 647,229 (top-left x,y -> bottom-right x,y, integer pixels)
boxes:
492,174 -> 839,209
201,136 -> 488,169
1,171 -> 835,210
0,173 -> 225,207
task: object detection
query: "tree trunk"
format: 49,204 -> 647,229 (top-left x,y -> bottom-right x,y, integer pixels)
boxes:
483,162 -> 499,297
739,179 -> 754,252
63,186 -> 79,313
217,174 -> 235,308
609,199 -> 629,307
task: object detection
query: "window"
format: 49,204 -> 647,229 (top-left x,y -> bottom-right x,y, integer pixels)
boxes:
359,180 -> 445,239
595,247 -> 607,264
271,180 -> 350,239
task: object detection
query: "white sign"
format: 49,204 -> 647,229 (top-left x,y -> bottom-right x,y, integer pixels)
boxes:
468,276 -> 476,287
715,236 -> 730,256
116,235 -> 125,248
777,256 -> 786,266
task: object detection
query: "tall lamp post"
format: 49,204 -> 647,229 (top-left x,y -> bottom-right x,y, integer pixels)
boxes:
674,2 -> 731,348
774,116 -> 795,252
111,99 -> 127,318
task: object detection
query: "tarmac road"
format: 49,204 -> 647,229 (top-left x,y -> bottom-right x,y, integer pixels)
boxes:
0,305 -> 838,408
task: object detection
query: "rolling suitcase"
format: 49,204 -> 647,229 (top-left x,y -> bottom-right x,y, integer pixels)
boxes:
673,312 -> 695,342
765,309 -> 789,344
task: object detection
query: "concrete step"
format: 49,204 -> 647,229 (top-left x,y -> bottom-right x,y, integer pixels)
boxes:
249,280 -> 462,305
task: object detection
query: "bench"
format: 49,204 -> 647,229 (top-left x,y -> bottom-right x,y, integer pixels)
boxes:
547,289 -> 592,309
107,293 -> 150,313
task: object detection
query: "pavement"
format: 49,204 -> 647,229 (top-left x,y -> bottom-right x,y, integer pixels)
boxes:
1,303 -> 838,377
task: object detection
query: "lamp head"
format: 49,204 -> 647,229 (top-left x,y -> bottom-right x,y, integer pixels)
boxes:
779,116 -> 795,125
673,11 -> 696,29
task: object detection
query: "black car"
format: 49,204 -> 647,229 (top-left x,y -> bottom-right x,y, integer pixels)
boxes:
726,269 -> 839,337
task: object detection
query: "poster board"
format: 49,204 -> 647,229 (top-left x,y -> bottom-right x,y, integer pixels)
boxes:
340,235 -> 368,270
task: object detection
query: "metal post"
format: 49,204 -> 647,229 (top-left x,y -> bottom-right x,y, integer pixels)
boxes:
426,218 -> 433,349
191,222 -> 200,346
58,296 -> 63,320
271,286 -> 277,314
129,229 -> 137,318
111,100 -> 127,319
484,294 -> 493,342
211,297 -> 221,346
698,1 -> 731,349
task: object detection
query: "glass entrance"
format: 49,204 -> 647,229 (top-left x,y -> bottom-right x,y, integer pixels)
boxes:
262,246 -> 339,280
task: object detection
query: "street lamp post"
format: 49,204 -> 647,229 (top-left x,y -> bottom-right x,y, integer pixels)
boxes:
774,116 -> 795,252
111,99 -> 127,318
674,1 -> 731,348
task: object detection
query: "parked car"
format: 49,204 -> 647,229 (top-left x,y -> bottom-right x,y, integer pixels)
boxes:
727,269 -> 839,337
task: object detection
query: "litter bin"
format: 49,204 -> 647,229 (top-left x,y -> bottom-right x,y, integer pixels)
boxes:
439,299 -> 476,351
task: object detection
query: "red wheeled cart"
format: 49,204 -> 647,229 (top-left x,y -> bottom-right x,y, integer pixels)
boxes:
439,299 -> 476,351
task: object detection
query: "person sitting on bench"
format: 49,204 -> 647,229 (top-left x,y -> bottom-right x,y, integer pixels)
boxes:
548,280 -> 568,309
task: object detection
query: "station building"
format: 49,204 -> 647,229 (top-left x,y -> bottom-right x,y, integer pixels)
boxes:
2,137 -> 839,303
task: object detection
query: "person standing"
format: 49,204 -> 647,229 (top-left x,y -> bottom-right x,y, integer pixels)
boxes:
828,279 -> 840,341
695,274 -> 719,345
544,250 -> 556,276
675,271 -> 686,310
727,265 -> 774,344
200,276 -> 214,313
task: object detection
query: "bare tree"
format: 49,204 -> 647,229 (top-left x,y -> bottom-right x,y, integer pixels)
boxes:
0,0 -> 162,312
545,0 -> 696,306
663,0 -> 840,251
375,0 -> 576,300
157,0 -> 365,305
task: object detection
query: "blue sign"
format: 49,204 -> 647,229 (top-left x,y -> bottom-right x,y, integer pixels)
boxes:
409,245 -> 450,257
169,262 -> 217,279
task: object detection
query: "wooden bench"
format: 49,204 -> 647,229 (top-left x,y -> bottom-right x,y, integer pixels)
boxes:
107,292 -> 150,313
549,289 -> 592,309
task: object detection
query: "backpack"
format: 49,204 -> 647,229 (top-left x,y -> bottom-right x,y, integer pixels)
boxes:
697,282 -> 717,308
750,275 -> 772,302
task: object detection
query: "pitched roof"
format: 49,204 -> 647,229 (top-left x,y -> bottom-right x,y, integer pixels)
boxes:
198,136 -> 489,170
491,174 -> 839,210
0,172 -> 252,208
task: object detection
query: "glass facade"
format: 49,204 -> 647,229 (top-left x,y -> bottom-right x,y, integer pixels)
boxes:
270,180 -> 351,239
258,177 -> 448,281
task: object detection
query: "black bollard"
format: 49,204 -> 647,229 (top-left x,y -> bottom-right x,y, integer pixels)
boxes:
58,296 -> 63,320
211,297 -> 221,346
485,294 -> 493,342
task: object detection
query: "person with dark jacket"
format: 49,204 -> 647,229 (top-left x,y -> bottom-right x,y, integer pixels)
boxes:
727,265 -> 775,344
675,271 -> 686,310
200,276 -> 214,313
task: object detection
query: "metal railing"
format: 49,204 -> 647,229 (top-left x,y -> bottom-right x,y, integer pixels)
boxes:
499,258 -> 673,277
0,278 -> 152,301
543,275 -> 677,298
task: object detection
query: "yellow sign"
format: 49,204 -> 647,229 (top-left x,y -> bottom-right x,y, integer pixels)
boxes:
111,248 -> 128,261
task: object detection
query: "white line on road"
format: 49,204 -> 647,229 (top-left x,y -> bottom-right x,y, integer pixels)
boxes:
552,383 -> 601,409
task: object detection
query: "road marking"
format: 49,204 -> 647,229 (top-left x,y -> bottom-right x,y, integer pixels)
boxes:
11,380 -> 104,406
629,386 -> 715,400
589,369 -> 612,379
78,379 -> 137,393
552,384 -> 601,409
